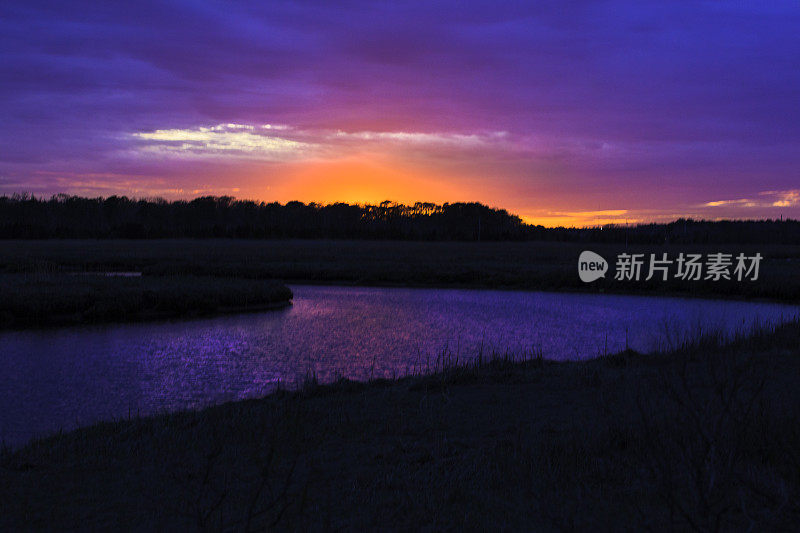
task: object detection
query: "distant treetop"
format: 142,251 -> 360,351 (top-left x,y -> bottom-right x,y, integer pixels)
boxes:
0,194 -> 797,243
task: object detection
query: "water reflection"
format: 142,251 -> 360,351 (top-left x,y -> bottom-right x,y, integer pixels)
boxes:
0,285 -> 797,445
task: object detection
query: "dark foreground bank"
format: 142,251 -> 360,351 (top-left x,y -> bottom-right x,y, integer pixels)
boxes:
0,273 -> 292,328
2,322 -> 799,530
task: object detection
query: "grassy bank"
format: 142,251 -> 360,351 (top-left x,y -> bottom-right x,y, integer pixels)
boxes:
2,239 -> 799,302
0,273 -> 292,328
2,321 -> 799,530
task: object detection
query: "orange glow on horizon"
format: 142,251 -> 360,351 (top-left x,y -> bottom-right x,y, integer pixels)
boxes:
521,215 -> 644,228
520,210 -> 642,228
234,158 -> 642,228
264,157 -> 475,206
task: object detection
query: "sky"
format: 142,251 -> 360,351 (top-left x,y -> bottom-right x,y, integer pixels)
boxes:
1,0 -> 798,226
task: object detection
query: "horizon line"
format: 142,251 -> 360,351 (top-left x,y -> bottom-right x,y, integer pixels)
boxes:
2,192 -> 797,231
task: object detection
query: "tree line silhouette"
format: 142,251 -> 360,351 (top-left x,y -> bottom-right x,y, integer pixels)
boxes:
1,194 -> 798,243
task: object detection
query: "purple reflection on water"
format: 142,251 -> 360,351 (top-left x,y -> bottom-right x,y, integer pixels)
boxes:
0,285 -> 797,446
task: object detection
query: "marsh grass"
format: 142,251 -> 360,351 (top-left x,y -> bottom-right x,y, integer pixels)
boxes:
1,320 -> 799,530
3,239 -> 800,302
0,273 -> 292,328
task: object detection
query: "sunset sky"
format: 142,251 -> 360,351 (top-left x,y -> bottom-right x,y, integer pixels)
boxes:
1,1 -> 798,226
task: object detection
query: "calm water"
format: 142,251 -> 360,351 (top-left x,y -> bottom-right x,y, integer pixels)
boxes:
1,285 -> 797,445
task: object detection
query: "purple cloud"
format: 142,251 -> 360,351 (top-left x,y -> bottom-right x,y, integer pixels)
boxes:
1,0 -> 798,224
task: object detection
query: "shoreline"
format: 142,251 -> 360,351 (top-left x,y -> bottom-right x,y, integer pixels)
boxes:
0,274 -> 293,330
1,299 -> 294,332
3,320 -> 799,529
3,239 -> 799,305
11,318 -> 799,449
4,277 -> 798,332
284,277 -> 800,305
3,275 -> 798,331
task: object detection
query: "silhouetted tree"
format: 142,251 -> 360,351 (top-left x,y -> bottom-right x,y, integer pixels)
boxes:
0,194 -> 797,243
